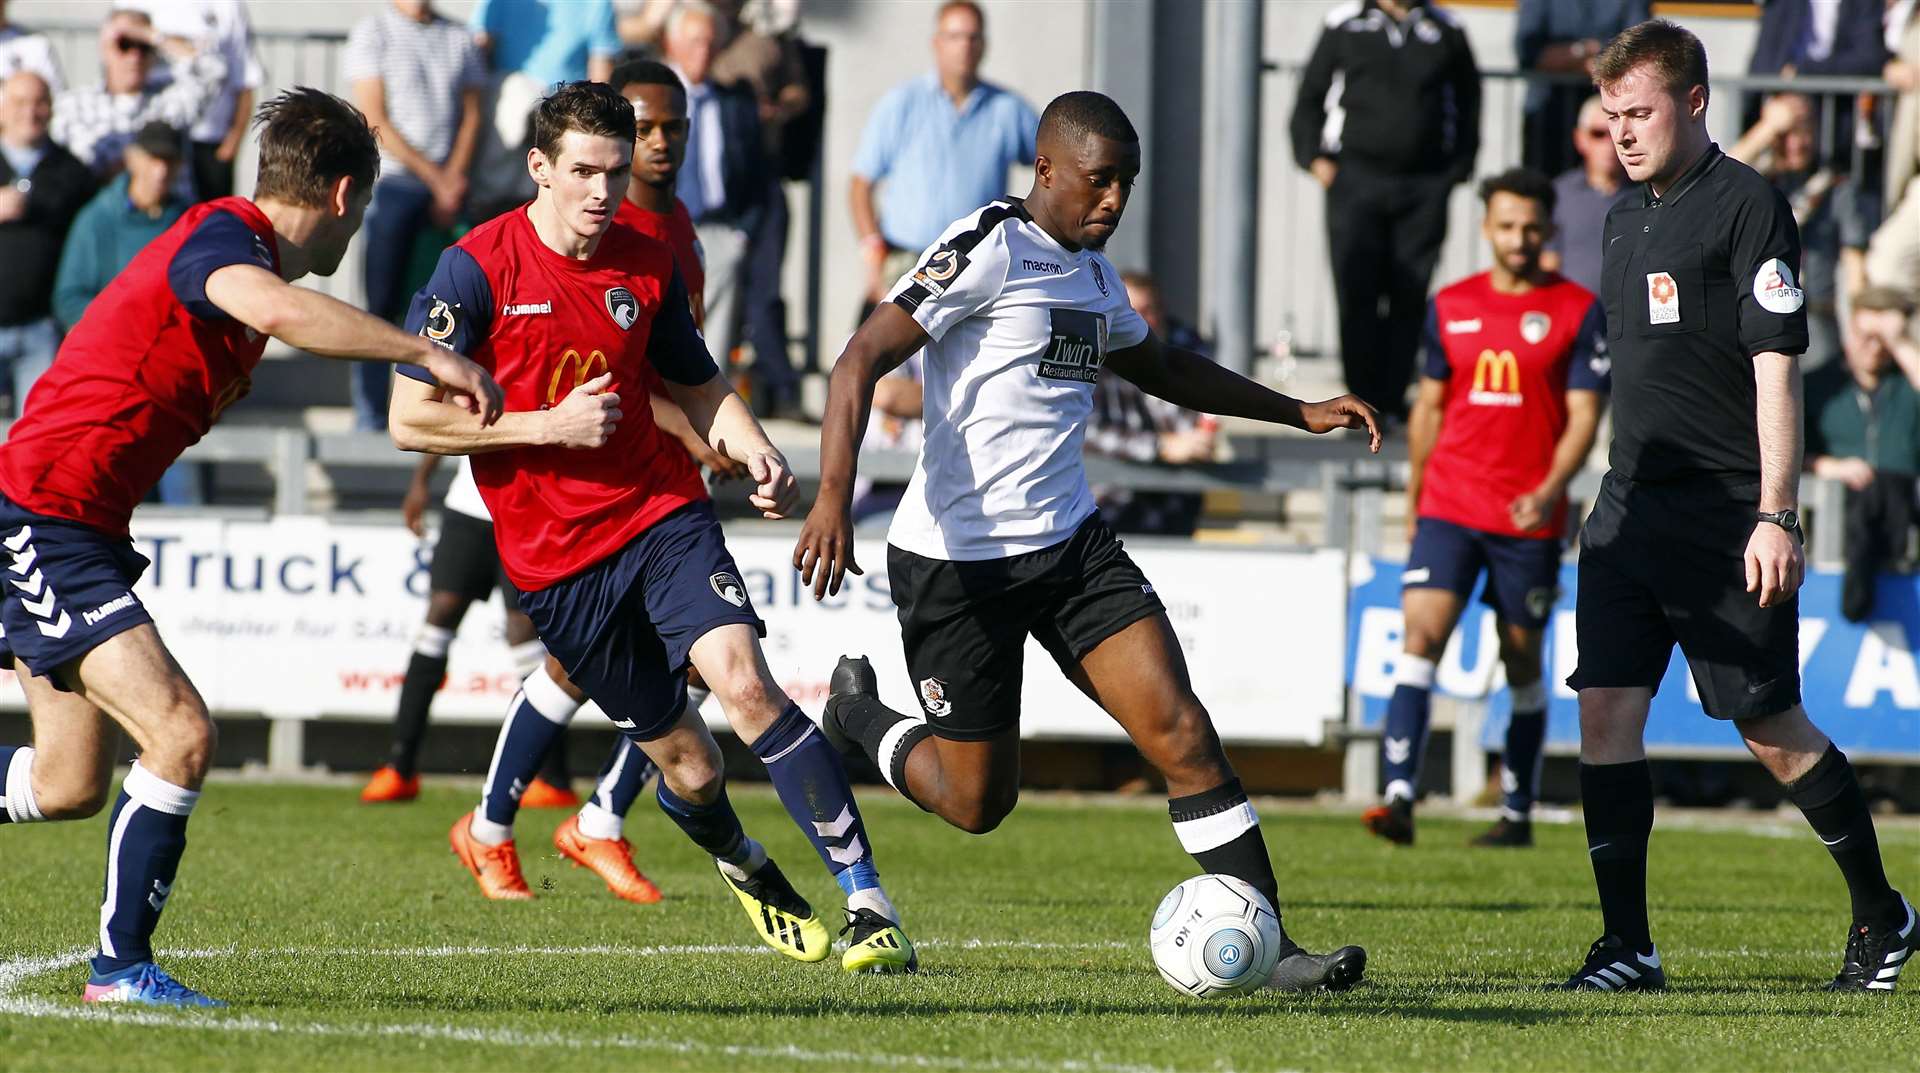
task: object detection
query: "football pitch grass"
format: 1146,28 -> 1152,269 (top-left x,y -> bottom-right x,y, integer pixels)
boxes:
0,780 -> 1914,1072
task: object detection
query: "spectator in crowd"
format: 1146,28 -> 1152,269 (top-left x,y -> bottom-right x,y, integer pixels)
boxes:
1290,0 -> 1480,422
663,0 -> 765,378
1805,286 -> 1920,621
51,7 -> 224,177
713,0 -> 813,417
1871,2 -> 1920,299
1085,271 -> 1217,536
1745,0 -> 1887,169
138,0 -> 263,200
850,0 -> 1037,312
467,0 -> 621,220
1515,0 -> 1647,178
0,71 -> 91,417
614,0 -> 675,52
1731,93 -> 1880,369
345,0 -> 486,432
1541,95 -> 1630,296
849,353 -> 922,530
0,0 -> 63,92
52,120 -> 186,331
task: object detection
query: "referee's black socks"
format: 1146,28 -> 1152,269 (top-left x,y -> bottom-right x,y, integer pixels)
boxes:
1580,760 -> 1655,954
1788,744 -> 1904,929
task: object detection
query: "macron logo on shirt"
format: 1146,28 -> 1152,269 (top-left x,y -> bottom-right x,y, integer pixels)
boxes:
503,301 -> 552,317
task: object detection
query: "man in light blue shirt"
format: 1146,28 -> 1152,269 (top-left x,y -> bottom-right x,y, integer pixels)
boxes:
466,0 -> 621,219
849,0 -> 1037,307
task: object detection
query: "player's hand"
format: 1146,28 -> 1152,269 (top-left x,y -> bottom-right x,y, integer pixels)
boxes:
745,447 -> 798,519
793,496 -> 860,600
1745,521 -> 1804,608
1300,395 -> 1381,452
402,477 -> 431,537
422,348 -> 504,425
1508,489 -> 1551,532
546,372 -> 621,449
1310,157 -> 1339,190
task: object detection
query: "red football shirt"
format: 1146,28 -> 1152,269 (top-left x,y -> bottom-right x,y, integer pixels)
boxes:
615,196 -> 704,327
1416,272 -> 1609,539
401,207 -> 716,591
0,198 -> 279,535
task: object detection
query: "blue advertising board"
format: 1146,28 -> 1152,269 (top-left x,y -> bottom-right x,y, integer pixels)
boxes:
1346,560 -> 1920,759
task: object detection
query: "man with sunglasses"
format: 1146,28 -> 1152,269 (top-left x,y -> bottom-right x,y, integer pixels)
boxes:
50,7 -> 224,178
1541,95 -> 1631,297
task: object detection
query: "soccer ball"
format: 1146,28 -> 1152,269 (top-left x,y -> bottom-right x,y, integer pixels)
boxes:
1148,874 -> 1281,997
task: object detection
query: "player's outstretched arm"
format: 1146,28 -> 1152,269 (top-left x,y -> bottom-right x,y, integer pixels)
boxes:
389,371 -> 621,455
203,263 -> 503,423
1105,333 -> 1381,452
662,372 -> 798,520
793,303 -> 926,600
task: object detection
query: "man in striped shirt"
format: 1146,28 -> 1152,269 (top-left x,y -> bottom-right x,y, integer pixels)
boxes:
51,7 -> 225,177
344,0 -> 486,430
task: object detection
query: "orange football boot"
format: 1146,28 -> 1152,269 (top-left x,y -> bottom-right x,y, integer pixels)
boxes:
519,777 -> 581,809
448,813 -> 533,900
359,765 -> 419,803
553,814 -> 662,904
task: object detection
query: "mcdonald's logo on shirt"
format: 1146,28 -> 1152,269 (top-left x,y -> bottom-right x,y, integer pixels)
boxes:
1468,349 -> 1523,407
546,348 -> 610,407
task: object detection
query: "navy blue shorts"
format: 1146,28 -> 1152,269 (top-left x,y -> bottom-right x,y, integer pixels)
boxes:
516,502 -> 762,742
0,494 -> 154,688
1402,517 -> 1562,631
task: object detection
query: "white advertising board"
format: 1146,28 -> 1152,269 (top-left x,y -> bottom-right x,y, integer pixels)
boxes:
0,519 -> 1345,746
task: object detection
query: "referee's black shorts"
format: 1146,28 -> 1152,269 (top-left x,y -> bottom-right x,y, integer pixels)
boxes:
428,509 -> 521,613
887,513 -> 1165,741
1567,471 -> 1800,720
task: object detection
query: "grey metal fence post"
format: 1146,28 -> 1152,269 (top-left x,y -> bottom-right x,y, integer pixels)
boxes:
1208,0 -> 1261,377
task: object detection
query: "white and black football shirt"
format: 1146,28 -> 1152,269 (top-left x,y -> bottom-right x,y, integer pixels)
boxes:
884,198 -> 1149,561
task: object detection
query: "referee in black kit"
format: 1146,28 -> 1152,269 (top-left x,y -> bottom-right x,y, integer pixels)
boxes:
1560,21 -> 1914,994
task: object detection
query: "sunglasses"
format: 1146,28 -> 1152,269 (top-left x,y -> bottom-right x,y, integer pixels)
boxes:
113,37 -> 154,55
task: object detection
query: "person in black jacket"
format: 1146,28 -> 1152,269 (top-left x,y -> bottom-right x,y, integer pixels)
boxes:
664,0 -> 766,392
1290,0 -> 1480,421
0,70 -> 92,415
1745,0 -> 1887,173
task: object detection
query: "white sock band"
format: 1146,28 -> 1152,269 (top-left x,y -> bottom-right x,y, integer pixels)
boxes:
522,664 -> 582,725
1170,800 -> 1259,854
1509,680 -> 1547,712
1384,778 -> 1415,804
5,746 -> 43,823
874,719 -> 922,792
685,685 -> 712,714
123,761 -> 199,817
1393,653 -> 1436,689
414,624 -> 454,659
847,886 -> 898,924
468,811 -> 512,845
509,640 -> 547,680
576,802 -> 624,841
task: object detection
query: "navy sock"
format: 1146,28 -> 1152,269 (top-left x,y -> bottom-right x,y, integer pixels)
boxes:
91,764 -> 197,976
752,703 -> 881,897
478,669 -> 577,831
591,739 -> 656,818
656,779 -> 750,863
1581,760 -> 1655,953
1502,708 -> 1547,819
1381,676 -> 1433,803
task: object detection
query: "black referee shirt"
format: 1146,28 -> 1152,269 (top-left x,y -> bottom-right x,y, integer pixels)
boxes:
1599,144 -> 1809,486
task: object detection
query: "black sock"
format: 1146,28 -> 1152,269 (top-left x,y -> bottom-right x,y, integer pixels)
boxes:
1168,779 -> 1281,922
537,731 -> 571,786
1788,744 -> 1903,927
1581,760 -> 1655,953
833,694 -> 931,810
388,651 -> 449,777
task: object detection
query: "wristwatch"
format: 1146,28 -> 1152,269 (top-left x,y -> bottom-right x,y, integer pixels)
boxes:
1757,508 -> 1803,543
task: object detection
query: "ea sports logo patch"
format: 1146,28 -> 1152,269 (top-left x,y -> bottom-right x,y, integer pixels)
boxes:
709,571 -> 747,608
918,677 -> 952,719
1753,258 -> 1805,314
604,286 -> 639,330
1520,311 -> 1551,345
